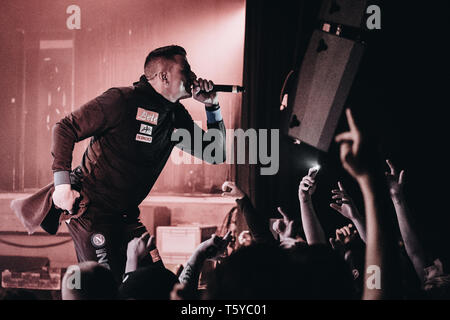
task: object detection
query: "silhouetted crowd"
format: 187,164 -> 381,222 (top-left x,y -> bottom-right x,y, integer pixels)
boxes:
1,109 -> 448,300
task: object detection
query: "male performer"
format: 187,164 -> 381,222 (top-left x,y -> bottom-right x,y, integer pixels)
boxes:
50,45 -> 226,279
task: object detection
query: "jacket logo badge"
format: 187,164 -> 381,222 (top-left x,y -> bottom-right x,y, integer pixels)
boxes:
136,134 -> 153,144
91,233 -> 106,248
136,107 -> 158,125
139,124 -> 153,136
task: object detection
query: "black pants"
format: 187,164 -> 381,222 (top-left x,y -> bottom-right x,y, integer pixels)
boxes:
65,206 -> 148,282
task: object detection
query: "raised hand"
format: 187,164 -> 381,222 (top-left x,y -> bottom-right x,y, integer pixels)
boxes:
198,231 -> 233,260
272,207 -> 293,241
335,109 -> 368,180
329,224 -> 359,253
335,224 -> 359,245
298,168 -> 318,202
126,232 -> 155,262
385,159 -> 405,197
221,181 -> 245,200
330,181 -> 360,220
273,207 -> 304,248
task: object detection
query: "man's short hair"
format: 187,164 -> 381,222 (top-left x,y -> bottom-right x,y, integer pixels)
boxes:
144,45 -> 187,69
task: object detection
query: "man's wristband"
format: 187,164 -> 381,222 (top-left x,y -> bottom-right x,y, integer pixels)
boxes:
54,171 -> 71,186
205,105 -> 222,123
205,104 -> 220,112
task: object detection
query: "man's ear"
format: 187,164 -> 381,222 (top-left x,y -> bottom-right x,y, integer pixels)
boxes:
159,71 -> 169,85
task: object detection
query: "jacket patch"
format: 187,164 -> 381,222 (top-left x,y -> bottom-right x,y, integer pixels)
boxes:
136,134 -> 153,144
91,233 -> 106,248
136,107 -> 159,125
139,124 -> 153,136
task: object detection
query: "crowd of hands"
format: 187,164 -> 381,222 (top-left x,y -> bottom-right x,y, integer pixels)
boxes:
54,109 -> 446,300
121,109 -> 444,300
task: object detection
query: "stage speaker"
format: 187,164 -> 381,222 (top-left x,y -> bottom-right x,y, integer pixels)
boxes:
286,30 -> 364,152
319,0 -> 369,28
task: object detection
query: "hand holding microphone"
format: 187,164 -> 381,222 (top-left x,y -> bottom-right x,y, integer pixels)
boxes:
192,78 -> 219,106
192,77 -> 245,105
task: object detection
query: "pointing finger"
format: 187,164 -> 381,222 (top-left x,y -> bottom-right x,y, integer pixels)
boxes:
335,132 -> 354,143
345,108 -> 358,133
386,159 -> 395,175
277,207 -> 289,221
399,170 -> 405,184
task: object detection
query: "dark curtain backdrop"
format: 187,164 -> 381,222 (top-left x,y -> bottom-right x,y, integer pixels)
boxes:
239,0 -> 450,263
238,0 -> 322,216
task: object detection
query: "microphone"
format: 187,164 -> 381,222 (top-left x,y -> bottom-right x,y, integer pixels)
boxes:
194,84 -> 245,93
212,84 -> 245,93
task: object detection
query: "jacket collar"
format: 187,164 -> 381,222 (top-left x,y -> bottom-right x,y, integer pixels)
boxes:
133,75 -> 178,112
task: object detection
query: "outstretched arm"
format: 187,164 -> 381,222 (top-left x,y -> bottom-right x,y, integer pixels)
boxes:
173,79 -> 226,164
124,232 -> 158,277
330,181 -> 367,243
336,109 -> 400,300
179,232 -> 232,291
222,181 -> 277,245
385,159 -> 428,283
299,168 -> 326,245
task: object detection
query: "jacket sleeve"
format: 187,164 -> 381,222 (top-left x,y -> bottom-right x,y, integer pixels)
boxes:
172,104 -> 226,164
51,88 -> 126,172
